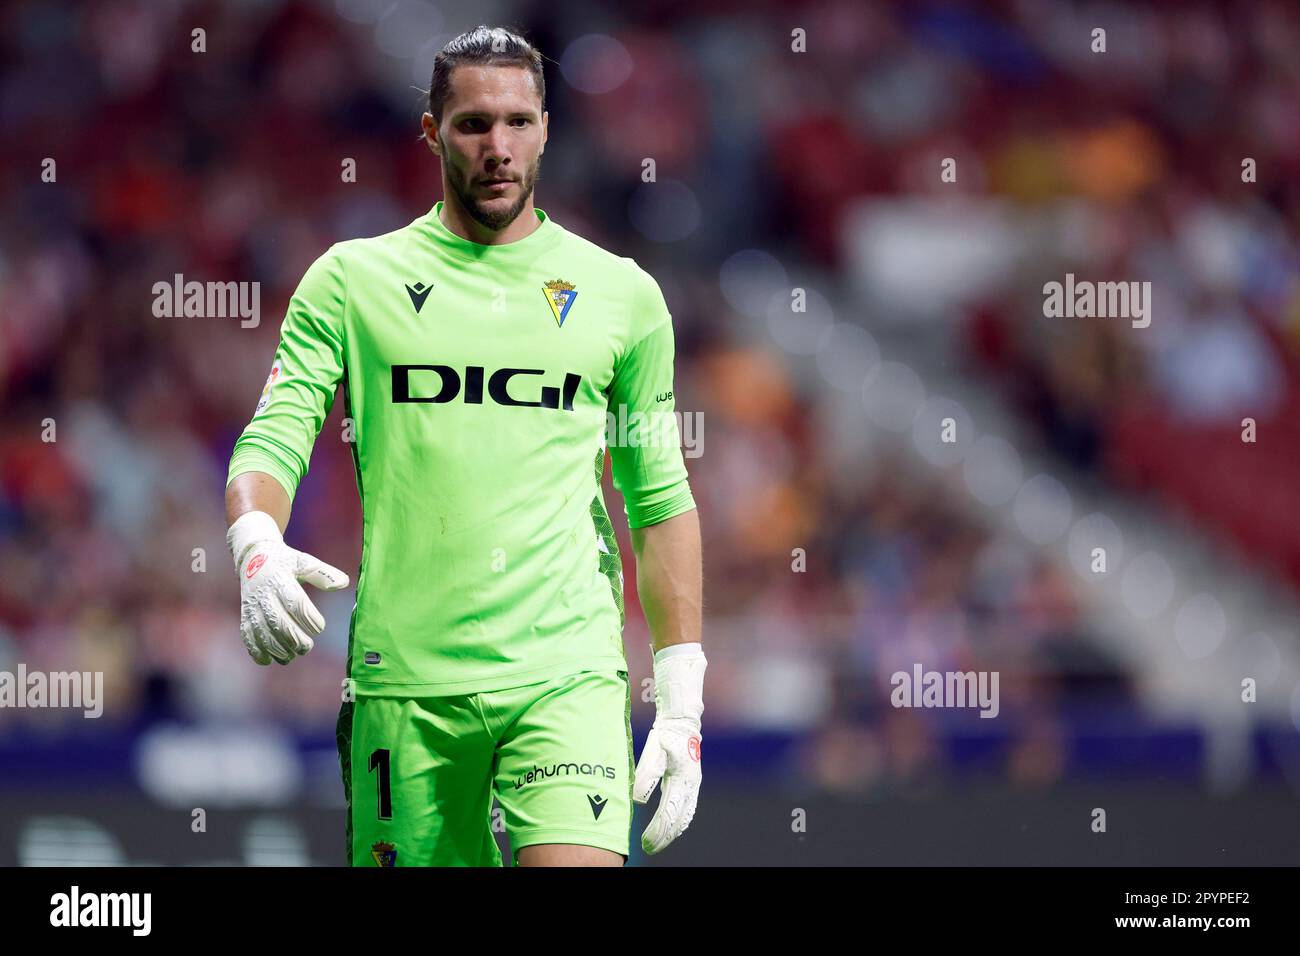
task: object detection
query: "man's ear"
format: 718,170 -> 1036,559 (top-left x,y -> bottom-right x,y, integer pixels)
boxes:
540,109 -> 548,156
422,112 -> 440,155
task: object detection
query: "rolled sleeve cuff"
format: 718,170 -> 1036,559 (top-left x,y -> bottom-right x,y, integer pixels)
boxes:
625,479 -> 696,530
226,441 -> 302,504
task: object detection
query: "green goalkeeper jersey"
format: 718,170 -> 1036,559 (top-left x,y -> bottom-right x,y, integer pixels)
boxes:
227,201 -> 696,696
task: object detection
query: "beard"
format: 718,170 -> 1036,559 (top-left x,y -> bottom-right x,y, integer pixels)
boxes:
447,156 -> 542,232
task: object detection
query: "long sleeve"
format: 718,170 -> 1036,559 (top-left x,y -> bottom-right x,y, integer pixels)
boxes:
226,245 -> 347,502
606,271 -> 696,529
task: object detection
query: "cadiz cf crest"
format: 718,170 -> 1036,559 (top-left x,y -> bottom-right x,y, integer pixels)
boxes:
371,841 -> 397,867
543,279 -> 578,327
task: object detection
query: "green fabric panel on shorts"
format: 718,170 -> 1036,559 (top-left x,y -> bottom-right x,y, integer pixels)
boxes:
622,670 -> 634,859
335,700 -> 355,866
486,669 -> 633,863
348,693 -> 500,867
342,669 -> 632,865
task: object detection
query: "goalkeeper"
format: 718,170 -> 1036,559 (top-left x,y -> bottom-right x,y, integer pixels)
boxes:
224,26 -> 704,867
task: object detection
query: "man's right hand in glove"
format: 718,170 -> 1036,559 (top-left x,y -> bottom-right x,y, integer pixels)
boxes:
226,510 -> 350,665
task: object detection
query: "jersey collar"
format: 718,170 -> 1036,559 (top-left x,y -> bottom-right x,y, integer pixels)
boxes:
423,200 -> 560,263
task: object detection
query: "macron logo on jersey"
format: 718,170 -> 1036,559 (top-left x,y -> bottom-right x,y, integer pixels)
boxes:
405,281 -> 434,314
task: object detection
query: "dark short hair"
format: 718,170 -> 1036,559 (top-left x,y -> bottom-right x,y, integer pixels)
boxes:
428,26 -> 545,125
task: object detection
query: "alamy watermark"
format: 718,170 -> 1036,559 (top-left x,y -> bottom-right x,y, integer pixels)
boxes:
890,664 -> 999,718
1043,273 -> 1151,328
605,404 -> 703,459
0,665 -> 103,718
50,886 -> 150,936
152,273 -> 260,328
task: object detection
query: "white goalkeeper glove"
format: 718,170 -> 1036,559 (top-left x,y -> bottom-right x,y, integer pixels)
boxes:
227,510 -> 350,666
633,642 -> 706,854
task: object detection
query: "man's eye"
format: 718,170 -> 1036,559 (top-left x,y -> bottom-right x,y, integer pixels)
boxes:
510,118 -> 529,127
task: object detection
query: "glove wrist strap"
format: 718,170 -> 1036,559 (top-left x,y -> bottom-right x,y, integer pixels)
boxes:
227,510 -> 284,569
650,643 -> 707,724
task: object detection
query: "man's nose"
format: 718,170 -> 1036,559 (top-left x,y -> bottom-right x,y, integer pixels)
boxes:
483,122 -> 512,163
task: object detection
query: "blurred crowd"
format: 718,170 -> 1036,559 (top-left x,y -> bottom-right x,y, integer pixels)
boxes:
2,0 -> 1296,794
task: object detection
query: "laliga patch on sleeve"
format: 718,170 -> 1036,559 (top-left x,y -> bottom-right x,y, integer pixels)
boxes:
255,361 -> 282,415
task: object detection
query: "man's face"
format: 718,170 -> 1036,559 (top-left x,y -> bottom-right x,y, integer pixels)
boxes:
427,65 -> 547,232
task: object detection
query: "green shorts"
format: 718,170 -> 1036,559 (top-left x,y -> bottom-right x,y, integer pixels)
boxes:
336,668 -> 634,866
